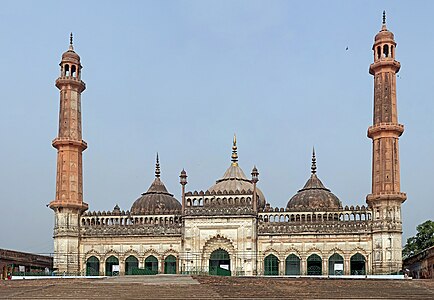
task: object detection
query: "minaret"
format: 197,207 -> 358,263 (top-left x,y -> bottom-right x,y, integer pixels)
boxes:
366,12 -> 406,274
49,33 -> 88,274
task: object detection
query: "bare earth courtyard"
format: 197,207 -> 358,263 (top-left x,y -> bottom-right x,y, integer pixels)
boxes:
0,276 -> 433,299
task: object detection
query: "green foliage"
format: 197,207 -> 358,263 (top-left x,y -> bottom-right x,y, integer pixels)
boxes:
403,220 -> 434,258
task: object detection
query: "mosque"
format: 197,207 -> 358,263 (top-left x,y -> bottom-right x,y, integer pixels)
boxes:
49,13 -> 406,276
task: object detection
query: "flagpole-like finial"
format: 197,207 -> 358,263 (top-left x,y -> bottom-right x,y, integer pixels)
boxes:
231,134 -> 238,166
69,32 -> 74,50
155,152 -> 161,178
311,147 -> 317,174
382,10 -> 386,25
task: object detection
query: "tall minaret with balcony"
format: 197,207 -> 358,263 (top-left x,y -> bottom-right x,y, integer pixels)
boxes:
49,34 -> 88,273
366,12 -> 406,274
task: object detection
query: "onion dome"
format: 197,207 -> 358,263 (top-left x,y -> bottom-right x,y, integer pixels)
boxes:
374,11 -> 394,42
207,135 -> 266,209
287,149 -> 342,211
61,33 -> 81,63
130,154 -> 181,214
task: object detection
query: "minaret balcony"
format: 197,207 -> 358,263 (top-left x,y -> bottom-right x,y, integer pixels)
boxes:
55,76 -> 86,91
367,123 -> 404,138
369,59 -> 400,75
52,138 -> 87,150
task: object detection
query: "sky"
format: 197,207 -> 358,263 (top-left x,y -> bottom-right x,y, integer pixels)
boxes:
0,0 -> 433,255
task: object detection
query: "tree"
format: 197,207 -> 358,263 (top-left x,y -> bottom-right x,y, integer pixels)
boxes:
403,220 -> 434,259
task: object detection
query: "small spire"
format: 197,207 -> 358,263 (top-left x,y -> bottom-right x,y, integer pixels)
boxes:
311,147 -> 317,174
69,32 -> 74,50
231,134 -> 238,166
155,153 -> 161,178
382,10 -> 386,25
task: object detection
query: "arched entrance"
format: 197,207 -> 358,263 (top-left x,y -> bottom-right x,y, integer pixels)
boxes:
285,254 -> 300,275
86,256 -> 100,276
328,253 -> 344,275
264,254 -> 279,275
125,255 -> 139,275
307,254 -> 322,275
164,255 -> 177,274
209,249 -> 231,276
144,255 -> 159,275
105,256 -> 119,276
350,253 -> 366,275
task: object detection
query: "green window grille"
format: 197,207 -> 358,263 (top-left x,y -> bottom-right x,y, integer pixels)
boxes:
264,254 -> 279,276
350,253 -> 366,275
86,256 -> 100,276
285,254 -> 301,275
164,255 -> 177,274
145,255 -> 159,274
307,254 -> 322,275
328,253 -> 344,275
125,255 -> 139,275
105,256 -> 119,276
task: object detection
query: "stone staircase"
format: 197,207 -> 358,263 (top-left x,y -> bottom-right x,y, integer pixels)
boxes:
0,275 -> 433,299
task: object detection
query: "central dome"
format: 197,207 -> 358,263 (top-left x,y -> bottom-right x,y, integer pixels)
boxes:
130,155 -> 181,214
207,136 -> 266,209
287,150 -> 341,211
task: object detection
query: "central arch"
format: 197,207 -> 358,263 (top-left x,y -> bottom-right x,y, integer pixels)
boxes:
307,254 -> 322,275
209,249 -> 231,276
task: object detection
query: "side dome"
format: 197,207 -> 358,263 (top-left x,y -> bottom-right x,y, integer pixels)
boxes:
130,155 -> 181,214
287,150 -> 341,211
207,136 -> 266,209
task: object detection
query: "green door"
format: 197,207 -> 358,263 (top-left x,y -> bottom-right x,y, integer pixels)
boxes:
328,253 -> 344,275
105,256 -> 119,276
125,256 -> 139,275
144,255 -> 159,275
164,255 -> 177,274
86,256 -> 100,276
209,249 -> 231,276
264,254 -> 279,276
307,254 -> 322,275
285,254 -> 300,275
350,253 -> 366,275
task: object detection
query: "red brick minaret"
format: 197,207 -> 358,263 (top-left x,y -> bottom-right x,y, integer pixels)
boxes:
366,12 -> 406,274
49,34 -> 88,273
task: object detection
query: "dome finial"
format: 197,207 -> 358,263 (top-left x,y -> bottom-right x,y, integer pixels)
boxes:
311,147 -> 317,174
69,32 -> 74,50
382,10 -> 386,25
155,152 -> 161,178
231,134 -> 238,166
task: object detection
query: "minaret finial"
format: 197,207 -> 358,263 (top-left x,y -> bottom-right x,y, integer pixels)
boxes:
382,10 -> 386,25
231,134 -> 238,166
69,32 -> 74,50
155,152 -> 161,178
311,147 -> 317,174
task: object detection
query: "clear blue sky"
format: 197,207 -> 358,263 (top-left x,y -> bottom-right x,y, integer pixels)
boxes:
1,0 -> 433,254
